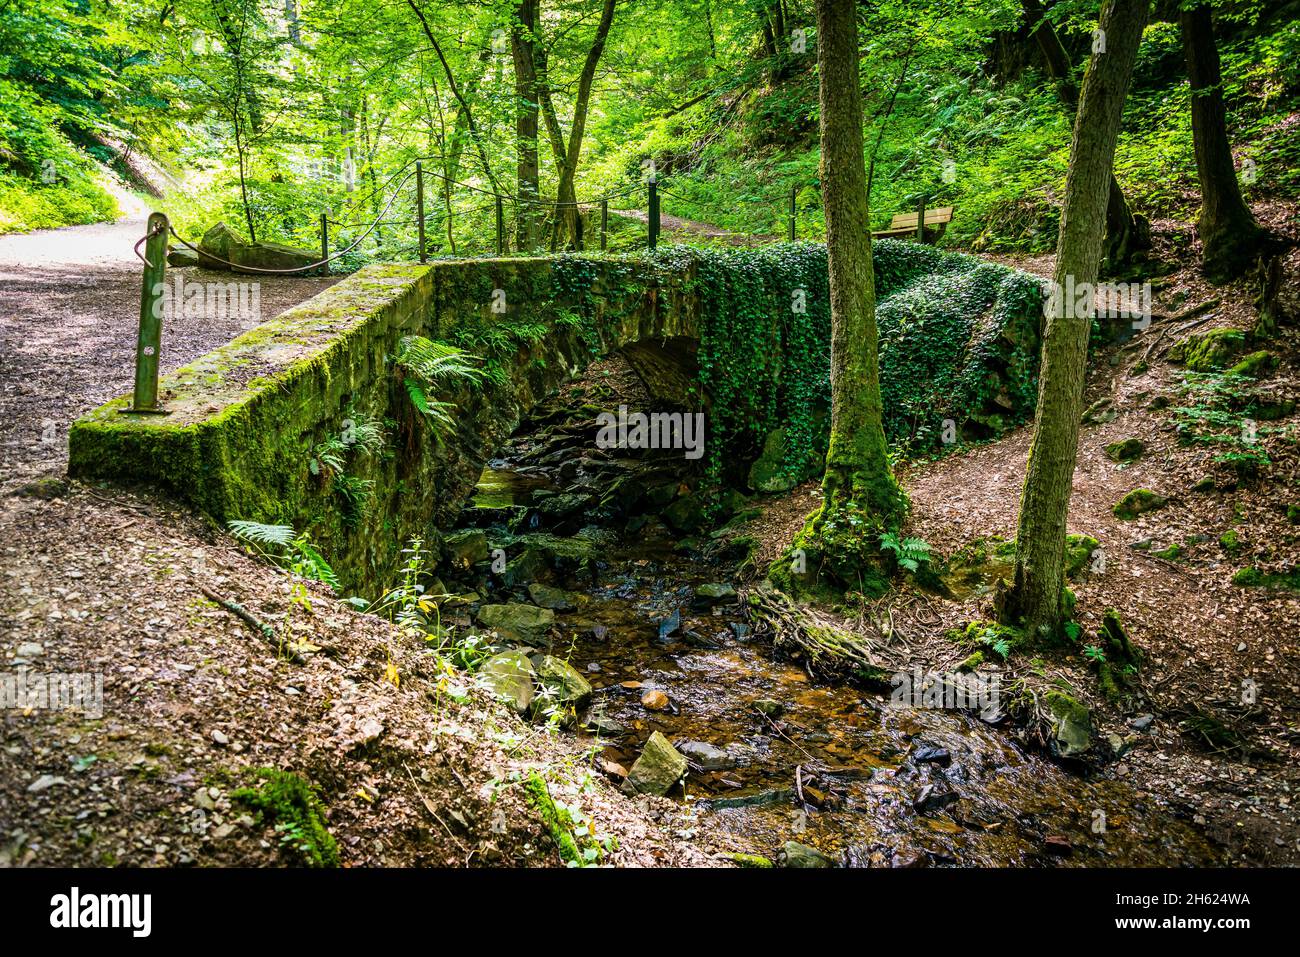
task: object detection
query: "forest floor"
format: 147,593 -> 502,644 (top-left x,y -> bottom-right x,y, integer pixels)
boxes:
2,203 -> 1297,866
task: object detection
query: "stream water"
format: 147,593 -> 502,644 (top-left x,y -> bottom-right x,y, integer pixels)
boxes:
444,369 -> 1223,867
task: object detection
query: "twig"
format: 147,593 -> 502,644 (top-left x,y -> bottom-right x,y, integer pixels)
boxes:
200,585 -> 303,663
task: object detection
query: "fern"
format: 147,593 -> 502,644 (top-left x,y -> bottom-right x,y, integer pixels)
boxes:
394,337 -> 482,437
879,532 -> 931,573
228,521 -> 338,590
228,520 -> 295,547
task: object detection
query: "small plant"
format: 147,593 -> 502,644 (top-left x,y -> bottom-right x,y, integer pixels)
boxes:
394,336 -> 483,437
228,520 -> 339,590
879,532 -> 931,572
232,769 -> 339,868
1082,644 -> 1107,663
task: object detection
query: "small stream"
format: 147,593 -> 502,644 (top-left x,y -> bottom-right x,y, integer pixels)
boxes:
444,371 -> 1222,867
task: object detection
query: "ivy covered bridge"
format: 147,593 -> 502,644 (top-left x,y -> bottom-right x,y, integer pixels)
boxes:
69,242 -> 1045,590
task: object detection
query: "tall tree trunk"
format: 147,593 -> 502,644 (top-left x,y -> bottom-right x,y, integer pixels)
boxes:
1022,0 -> 1146,270
788,0 -> 905,593
1181,4 -> 1268,282
1002,0 -> 1150,637
550,0 -> 616,250
512,0 -> 542,251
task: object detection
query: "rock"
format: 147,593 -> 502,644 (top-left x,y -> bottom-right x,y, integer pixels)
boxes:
640,689 -> 670,711
196,222 -> 246,269
662,494 -> 706,534
475,603 -> 555,644
781,841 -> 835,868
677,740 -> 736,771
166,247 -> 200,268
1113,488 -> 1166,520
444,530 -> 489,569
210,729 -> 229,746
229,239 -> 318,274
913,784 -> 959,814
1191,474 -> 1217,493
692,582 -> 738,609
1227,350 -> 1277,379
1043,835 -> 1073,857
11,477 -> 69,499
535,655 -> 593,709
1104,437 -> 1144,462
1129,714 -> 1155,733
583,712 -> 626,737
27,774 -> 64,793
478,651 -> 535,714
527,582 -> 579,611
728,622 -> 751,640
1169,327 -> 1245,372
1045,691 -> 1092,758
15,642 -> 43,660
752,699 -> 785,719
626,731 -> 688,796
535,492 -> 591,519
890,849 -> 929,868
503,547 -> 549,588
912,745 -> 952,767
1081,397 -> 1116,425
655,609 -> 681,641
748,427 -> 811,493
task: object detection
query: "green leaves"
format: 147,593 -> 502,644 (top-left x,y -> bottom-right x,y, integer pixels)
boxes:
394,336 -> 483,437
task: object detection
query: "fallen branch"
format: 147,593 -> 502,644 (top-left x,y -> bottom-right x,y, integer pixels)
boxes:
200,585 -> 304,663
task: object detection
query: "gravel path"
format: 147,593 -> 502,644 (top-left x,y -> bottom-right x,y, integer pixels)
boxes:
0,217 -> 338,487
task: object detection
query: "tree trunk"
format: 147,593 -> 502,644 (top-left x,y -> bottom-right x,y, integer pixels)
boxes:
1181,4 -> 1267,282
1002,0 -> 1150,638
550,0 -> 616,250
790,0 -> 905,593
1022,0 -> 1146,270
512,0 -> 542,251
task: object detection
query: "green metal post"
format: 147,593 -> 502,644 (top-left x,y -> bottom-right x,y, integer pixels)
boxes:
416,161 -> 427,264
648,181 -> 660,250
129,211 -> 169,413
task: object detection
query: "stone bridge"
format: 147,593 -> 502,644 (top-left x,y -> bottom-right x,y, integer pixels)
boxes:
69,245 -> 1044,590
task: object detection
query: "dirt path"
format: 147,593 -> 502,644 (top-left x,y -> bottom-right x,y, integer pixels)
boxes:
610,207 -> 777,246
0,218 -> 339,487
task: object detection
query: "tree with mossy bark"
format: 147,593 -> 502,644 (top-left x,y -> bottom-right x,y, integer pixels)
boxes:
1181,3 -> 1271,282
1000,0 -> 1150,638
781,0 -> 907,594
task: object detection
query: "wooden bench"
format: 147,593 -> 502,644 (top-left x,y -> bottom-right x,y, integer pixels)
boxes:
872,204 -> 954,243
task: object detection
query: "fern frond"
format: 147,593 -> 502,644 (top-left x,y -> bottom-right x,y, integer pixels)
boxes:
229,520 -> 296,547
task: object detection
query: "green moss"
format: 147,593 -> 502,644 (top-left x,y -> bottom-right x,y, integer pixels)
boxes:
1169,327 -> 1245,372
1288,505 -> 1300,525
1064,534 -> 1100,578
1113,488 -> 1167,519
1104,437 -> 1144,462
946,620 -> 1026,659
1218,529 -> 1242,554
958,650 -> 985,672
1152,542 -> 1183,560
232,768 -> 339,867
1232,565 -> 1300,590
1226,350 -> 1277,379
725,852 -> 774,868
523,772 -> 582,866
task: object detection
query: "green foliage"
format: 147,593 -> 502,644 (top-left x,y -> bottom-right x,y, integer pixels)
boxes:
1172,372 -> 1294,480
227,520 -> 339,590
948,620 -> 1026,661
523,772 -> 614,868
393,336 -> 483,436
232,769 -> 339,868
879,532 -> 931,573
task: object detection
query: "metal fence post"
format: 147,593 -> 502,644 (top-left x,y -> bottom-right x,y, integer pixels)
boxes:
128,211 -> 169,414
788,185 -> 797,242
916,195 -> 927,243
648,180 -> 660,250
600,198 -> 608,251
319,213 -> 329,276
415,160 -> 427,264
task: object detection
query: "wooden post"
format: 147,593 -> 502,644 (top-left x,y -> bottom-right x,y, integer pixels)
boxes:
319,213 -> 329,276
648,180 -> 660,250
788,185 -> 797,241
600,198 -> 608,251
495,197 -> 505,256
129,211 -> 169,413
415,160 -> 427,264
915,195 -> 927,243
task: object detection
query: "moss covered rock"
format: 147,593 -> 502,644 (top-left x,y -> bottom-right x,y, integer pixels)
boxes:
477,651 -> 535,713
535,654 -> 593,710
1113,488 -> 1166,519
1226,350 -> 1277,379
1104,437 -> 1144,462
1044,690 -> 1092,758
475,603 -> 555,644
1169,327 -> 1245,372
